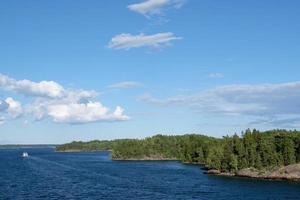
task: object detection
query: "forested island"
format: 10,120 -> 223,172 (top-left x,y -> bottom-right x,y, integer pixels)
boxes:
56,140 -> 112,152
56,129 -> 300,180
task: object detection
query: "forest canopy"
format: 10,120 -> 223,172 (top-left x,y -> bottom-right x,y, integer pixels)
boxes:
56,129 -> 300,173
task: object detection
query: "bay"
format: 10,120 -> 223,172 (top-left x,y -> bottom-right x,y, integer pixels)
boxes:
1,148 -> 299,200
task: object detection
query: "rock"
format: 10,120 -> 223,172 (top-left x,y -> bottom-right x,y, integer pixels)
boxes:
267,164 -> 300,180
236,168 -> 260,178
206,169 -> 221,174
205,164 -> 300,181
235,164 -> 300,180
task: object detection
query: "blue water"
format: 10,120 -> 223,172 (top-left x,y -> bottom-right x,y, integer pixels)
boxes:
0,148 -> 300,200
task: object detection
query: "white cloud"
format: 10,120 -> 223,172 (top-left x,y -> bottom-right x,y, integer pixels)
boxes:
209,73 -> 224,78
128,0 -> 186,17
27,93 -> 130,124
47,102 -> 129,124
108,81 -> 142,89
113,106 -> 127,118
108,32 -> 181,50
140,81 -> 300,120
64,89 -> 98,102
0,97 -> 23,123
0,74 -> 130,124
5,97 -> 23,118
0,74 -> 64,98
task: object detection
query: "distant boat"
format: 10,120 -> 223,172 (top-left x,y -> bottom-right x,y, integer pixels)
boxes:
22,152 -> 29,158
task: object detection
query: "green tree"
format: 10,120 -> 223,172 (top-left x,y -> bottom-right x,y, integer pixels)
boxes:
282,137 -> 296,165
229,154 -> 238,172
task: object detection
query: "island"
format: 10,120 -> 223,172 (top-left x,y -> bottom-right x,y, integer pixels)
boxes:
56,129 -> 300,181
55,140 -> 112,152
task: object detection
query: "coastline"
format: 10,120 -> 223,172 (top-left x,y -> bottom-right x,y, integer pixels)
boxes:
206,164 -> 300,181
112,158 -> 179,161
56,149 -> 112,153
112,156 -> 300,181
112,155 -> 179,161
55,148 -> 300,181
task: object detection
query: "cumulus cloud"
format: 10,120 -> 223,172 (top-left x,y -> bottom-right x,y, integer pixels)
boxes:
108,32 -> 181,50
128,0 -> 186,17
0,97 -> 23,124
28,96 -> 130,124
64,89 -> 97,103
5,97 -> 23,118
27,95 -> 130,124
46,102 -> 129,124
0,74 -> 130,124
0,74 -> 64,98
139,81 -> 300,120
108,81 -> 142,89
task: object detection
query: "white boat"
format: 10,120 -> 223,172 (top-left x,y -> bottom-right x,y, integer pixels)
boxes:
22,152 -> 29,158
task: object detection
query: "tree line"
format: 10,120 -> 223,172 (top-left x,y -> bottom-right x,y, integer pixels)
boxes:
56,140 -> 113,152
56,129 -> 300,172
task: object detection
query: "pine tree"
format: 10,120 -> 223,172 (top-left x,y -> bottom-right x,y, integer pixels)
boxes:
243,129 -> 257,168
282,137 -> 296,165
229,154 -> 238,172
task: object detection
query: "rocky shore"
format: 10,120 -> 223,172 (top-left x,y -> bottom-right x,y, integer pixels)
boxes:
206,163 -> 300,181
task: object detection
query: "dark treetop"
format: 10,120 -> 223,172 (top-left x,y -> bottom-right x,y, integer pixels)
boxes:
57,129 -> 300,177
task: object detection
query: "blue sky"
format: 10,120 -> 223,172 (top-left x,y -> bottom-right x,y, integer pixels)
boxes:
0,0 -> 300,144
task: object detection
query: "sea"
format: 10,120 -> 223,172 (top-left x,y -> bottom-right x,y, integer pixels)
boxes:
0,148 -> 300,200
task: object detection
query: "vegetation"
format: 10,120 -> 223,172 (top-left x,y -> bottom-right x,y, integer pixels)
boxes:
111,134 -> 218,161
56,129 -> 300,173
56,140 -> 113,152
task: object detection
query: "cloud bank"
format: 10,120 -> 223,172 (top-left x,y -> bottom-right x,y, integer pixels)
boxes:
108,32 -> 181,50
0,74 -> 129,124
140,81 -> 300,127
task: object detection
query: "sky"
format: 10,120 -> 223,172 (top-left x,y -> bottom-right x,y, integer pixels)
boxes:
0,0 -> 300,144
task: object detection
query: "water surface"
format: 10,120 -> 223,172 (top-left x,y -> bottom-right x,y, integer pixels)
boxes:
1,148 -> 299,199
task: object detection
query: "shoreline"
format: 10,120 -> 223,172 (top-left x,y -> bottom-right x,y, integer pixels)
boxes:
112,156 -> 179,161
55,149 -> 300,182
207,172 -> 300,181
205,164 -> 300,181
111,156 -> 300,182
112,158 -> 179,161
56,149 -> 112,153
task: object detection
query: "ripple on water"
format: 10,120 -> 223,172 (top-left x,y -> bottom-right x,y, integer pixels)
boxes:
1,148 -> 300,200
